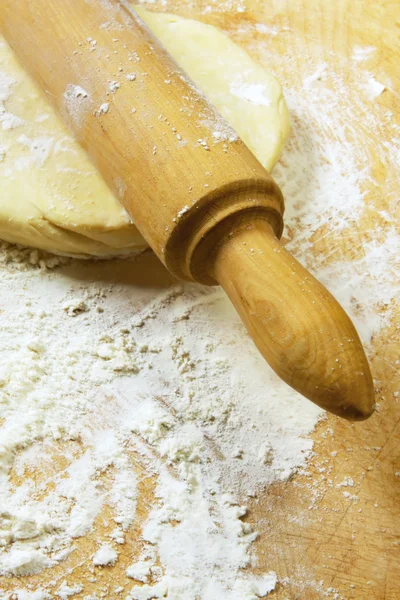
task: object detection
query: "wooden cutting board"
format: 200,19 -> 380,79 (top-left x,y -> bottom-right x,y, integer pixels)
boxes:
3,1 -> 399,598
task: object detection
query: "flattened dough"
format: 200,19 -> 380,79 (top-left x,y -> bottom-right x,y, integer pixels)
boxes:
0,9 -> 290,257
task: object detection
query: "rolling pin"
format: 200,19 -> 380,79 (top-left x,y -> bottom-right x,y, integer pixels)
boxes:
0,0 -> 375,420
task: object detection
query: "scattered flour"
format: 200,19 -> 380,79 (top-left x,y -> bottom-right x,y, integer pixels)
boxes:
127,559 -> 153,582
336,477 -> 355,488
97,102 -> 109,115
230,82 -> 272,106
92,543 -> 119,566
0,9 -> 399,600
0,67 -> 24,131
55,582 -> 83,599
63,84 -> 92,129
302,63 -> 328,89
363,74 -> 386,99
137,0 -> 246,13
352,45 -> 376,62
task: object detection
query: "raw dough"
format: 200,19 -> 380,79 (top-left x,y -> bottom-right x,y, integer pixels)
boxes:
0,9 -> 290,258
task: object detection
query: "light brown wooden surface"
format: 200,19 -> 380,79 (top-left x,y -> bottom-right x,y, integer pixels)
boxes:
1,1 -> 399,599
0,0 -> 376,420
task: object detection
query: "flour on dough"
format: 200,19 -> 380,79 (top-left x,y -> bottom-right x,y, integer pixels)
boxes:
0,10 -> 290,258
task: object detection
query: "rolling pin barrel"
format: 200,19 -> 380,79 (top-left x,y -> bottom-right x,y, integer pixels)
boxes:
0,0 -> 283,280
0,0 -> 375,420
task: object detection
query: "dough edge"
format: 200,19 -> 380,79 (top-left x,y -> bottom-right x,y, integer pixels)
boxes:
0,8 -> 290,258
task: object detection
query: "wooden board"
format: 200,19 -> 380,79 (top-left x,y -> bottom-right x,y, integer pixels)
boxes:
2,1 -> 399,598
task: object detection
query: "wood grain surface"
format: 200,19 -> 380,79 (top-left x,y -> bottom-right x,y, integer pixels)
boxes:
2,1 -> 399,599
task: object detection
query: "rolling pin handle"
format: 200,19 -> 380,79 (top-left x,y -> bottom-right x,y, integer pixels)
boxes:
211,219 -> 375,420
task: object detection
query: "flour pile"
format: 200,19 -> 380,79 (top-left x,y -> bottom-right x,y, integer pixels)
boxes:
0,253 -> 319,598
1,10 -> 399,600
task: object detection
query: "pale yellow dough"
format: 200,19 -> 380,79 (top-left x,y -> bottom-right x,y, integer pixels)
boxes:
0,9 -> 290,257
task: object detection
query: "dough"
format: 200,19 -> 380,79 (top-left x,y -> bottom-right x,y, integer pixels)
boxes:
0,9 -> 290,258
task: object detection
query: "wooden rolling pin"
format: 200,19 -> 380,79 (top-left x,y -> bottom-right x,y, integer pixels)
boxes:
0,0 -> 375,420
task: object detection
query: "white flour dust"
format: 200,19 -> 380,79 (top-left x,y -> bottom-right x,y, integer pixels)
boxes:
1,9 -> 399,600
230,82 -> 272,106
63,84 -> 93,129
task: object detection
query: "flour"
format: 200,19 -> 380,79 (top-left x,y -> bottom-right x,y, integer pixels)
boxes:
63,84 -> 93,129
302,63 -> 328,89
137,0 -> 246,12
56,583 -> 84,599
336,477 -> 355,488
364,74 -> 386,99
0,252 -> 321,597
352,45 -> 376,62
97,102 -> 109,115
230,82 -> 272,106
0,15 -> 399,600
5,591 -> 48,600
127,559 -> 153,582
92,544 -> 118,566
15,135 -> 55,170
108,81 -> 121,93
0,66 -> 23,132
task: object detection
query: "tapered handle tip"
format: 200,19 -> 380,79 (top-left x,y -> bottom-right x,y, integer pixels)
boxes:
212,219 -> 375,421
